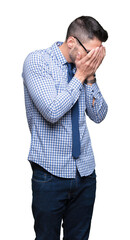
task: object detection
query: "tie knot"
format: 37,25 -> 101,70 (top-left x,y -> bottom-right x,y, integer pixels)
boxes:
67,63 -> 74,83
67,62 -> 72,71
67,62 -> 75,73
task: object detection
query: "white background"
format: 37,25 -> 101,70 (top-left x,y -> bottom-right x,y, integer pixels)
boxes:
1,0 -> 130,239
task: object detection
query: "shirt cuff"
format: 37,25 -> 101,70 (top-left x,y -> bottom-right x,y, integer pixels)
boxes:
84,82 -> 101,99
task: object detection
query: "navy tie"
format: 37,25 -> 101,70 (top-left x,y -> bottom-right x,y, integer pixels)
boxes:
67,63 -> 81,159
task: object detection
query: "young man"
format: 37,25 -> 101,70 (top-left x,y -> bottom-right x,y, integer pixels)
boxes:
22,16 -> 108,240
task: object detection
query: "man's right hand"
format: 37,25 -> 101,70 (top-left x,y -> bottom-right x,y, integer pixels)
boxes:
74,46 -> 105,84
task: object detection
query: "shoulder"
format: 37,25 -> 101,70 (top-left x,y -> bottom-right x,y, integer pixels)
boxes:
23,49 -> 44,68
24,46 -> 53,67
22,44 -> 55,78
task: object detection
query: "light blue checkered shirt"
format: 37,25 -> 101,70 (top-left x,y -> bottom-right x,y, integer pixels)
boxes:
22,41 -> 108,178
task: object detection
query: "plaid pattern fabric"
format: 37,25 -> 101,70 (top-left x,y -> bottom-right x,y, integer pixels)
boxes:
22,41 -> 108,178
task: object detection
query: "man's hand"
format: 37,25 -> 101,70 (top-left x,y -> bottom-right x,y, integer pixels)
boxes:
75,46 -> 106,84
95,46 -> 106,71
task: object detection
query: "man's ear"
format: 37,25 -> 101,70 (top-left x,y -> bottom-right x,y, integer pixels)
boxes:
67,37 -> 75,49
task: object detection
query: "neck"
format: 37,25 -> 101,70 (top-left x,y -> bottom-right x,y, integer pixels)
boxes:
58,42 -> 72,63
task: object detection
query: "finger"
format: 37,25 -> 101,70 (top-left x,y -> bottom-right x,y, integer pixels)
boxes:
81,48 -> 96,64
96,47 -> 104,62
94,46 -> 102,59
95,46 -> 105,62
102,46 -> 106,57
94,48 -> 105,70
83,48 -> 100,69
93,46 -> 106,71
100,47 -> 106,61
83,48 -> 101,75
91,47 -> 103,66
76,52 -> 82,60
99,46 -> 105,57
88,47 -> 101,65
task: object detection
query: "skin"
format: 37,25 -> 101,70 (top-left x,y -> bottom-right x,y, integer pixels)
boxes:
59,36 -> 106,106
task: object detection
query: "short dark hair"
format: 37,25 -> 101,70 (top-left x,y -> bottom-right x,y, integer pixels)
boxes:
65,16 -> 108,43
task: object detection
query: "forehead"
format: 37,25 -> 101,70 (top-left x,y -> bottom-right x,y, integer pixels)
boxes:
84,37 -> 102,49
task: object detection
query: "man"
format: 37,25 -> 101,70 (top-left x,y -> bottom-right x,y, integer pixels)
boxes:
22,16 -> 108,240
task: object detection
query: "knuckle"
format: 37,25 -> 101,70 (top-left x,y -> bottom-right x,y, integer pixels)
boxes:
85,62 -> 90,67
88,54 -> 91,59
90,62 -> 95,68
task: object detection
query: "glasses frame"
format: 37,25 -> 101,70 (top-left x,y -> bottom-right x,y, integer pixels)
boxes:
73,36 -> 90,54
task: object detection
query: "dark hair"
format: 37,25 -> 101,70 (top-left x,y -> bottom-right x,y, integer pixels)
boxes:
66,16 -> 108,43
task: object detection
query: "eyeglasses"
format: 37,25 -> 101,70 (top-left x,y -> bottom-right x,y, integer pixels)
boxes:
73,36 -> 90,54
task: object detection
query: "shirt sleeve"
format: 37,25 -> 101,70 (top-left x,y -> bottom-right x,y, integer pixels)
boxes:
84,82 -> 108,123
22,51 -> 83,123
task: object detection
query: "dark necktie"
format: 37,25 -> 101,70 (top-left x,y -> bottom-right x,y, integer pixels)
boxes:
67,63 -> 81,159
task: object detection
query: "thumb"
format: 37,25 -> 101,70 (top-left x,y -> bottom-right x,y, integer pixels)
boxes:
76,52 -> 81,60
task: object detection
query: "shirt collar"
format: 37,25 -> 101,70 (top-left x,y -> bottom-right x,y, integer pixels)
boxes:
51,41 -> 76,74
52,41 -> 68,65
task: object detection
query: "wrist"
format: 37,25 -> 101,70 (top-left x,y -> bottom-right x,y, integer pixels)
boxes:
74,72 -> 85,84
85,77 -> 96,85
87,73 -> 96,81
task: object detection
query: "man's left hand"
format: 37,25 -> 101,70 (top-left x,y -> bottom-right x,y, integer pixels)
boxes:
95,45 -> 106,71
87,45 -> 106,81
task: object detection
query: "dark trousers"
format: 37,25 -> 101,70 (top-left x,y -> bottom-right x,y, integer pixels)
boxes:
30,161 -> 97,240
